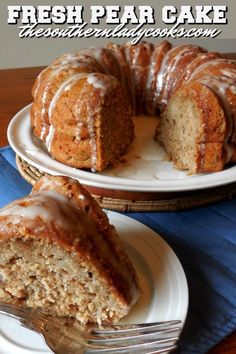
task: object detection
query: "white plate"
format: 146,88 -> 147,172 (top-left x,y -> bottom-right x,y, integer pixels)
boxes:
0,211 -> 188,354
9,104 -> 236,192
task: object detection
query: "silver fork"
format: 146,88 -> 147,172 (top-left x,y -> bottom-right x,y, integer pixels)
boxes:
0,302 -> 181,354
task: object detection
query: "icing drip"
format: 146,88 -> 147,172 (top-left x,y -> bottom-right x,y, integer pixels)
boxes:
39,55 -> 94,117
57,52 -> 100,68
88,120 -> 97,173
0,190 -> 83,231
58,52 -> 81,65
46,69 -> 112,171
40,125 -> 47,140
161,46 -> 201,107
182,53 -> 219,84
145,42 -> 172,114
146,48 -> 158,100
109,44 -> 126,87
156,46 -> 177,102
87,74 -> 109,90
74,79 -> 90,142
80,48 -> 109,74
37,63 -> 79,142
45,125 -> 55,152
75,122 -> 85,140
45,72 -> 89,152
0,191 -> 77,229
33,67 -> 47,98
187,58 -> 235,82
139,43 -> 153,106
88,48 -> 104,64
220,69 -> 236,94
199,74 -> 236,162
48,72 -> 89,118
78,73 -> 113,171
124,46 -> 136,112
84,74 -> 114,172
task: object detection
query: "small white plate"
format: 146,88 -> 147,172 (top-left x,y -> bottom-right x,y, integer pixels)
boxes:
0,211 -> 188,354
9,104 -> 236,192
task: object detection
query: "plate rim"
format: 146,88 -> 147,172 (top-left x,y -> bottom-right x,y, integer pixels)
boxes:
8,104 -> 236,192
107,210 -> 189,324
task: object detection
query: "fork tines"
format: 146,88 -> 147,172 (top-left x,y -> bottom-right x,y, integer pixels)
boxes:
85,320 -> 181,353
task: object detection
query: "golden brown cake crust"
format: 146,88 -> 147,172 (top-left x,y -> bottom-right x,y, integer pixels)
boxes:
157,81 -> 230,173
183,82 -> 227,172
31,40 -> 236,173
0,176 -> 140,323
32,176 -> 140,303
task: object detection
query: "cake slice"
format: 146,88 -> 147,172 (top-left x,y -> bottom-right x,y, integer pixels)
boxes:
157,81 -> 228,173
0,176 -> 140,324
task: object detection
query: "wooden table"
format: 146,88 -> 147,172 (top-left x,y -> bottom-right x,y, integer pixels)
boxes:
0,64 -> 236,354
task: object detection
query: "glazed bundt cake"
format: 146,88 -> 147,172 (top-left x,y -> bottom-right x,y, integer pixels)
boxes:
31,40 -> 236,173
0,176 -> 140,324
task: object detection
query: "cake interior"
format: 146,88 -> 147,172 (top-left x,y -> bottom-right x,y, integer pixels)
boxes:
158,94 -> 201,173
0,236 -> 128,324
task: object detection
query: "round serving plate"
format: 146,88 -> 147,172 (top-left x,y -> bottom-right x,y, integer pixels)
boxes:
8,104 -> 236,211
16,155 -> 236,212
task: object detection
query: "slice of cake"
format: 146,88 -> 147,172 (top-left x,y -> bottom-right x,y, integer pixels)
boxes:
157,81 -> 227,173
0,176 -> 140,324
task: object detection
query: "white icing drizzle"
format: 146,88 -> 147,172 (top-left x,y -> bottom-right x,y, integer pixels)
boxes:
140,42 -> 153,100
131,46 -> 140,71
38,56 -> 93,120
0,190 -> 83,231
109,44 -> 126,87
186,58 -> 234,82
45,72 -> 89,152
161,46 -> 200,106
75,122 -> 85,140
37,63 -> 80,142
72,72 -> 115,171
33,67 -> 47,98
220,69 -> 236,94
80,47 -> 109,74
48,72 -> 89,118
57,52 -> 99,69
182,53 -> 218,84
45,125 -> 55,152
40,125 -> 47,140
74,82 -> 89,140
124,46 -> 136,112
220,68 -> 236,77
199,74 -> 236,162
145,42 -> 171,114
58,52 -> 81,64
128,43 -> 153,112
156,46 -> 177,103
88,120 -> 97,173
87,74 -> 109,90
46,69 -> 113,171
146,47 -> 158,95
77,73 -> 112,171
87,48 -> 104,64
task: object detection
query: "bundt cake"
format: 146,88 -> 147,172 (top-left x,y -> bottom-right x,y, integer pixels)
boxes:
0,176 -> 140,324
31,40 -> 236,173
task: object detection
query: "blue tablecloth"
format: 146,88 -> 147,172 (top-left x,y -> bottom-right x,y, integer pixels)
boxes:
0,146 -> 236,354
